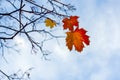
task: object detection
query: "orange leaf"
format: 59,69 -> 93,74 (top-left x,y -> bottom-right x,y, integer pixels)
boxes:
66,28 -> 90,52
62,16 -> 79,31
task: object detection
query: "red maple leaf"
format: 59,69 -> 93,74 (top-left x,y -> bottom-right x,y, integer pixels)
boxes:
62,16 -> 79,31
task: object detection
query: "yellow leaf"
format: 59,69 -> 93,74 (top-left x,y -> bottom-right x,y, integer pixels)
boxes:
44,18 -> 56,28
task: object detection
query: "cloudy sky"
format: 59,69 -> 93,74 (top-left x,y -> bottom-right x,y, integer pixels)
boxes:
0,0 -> 120,80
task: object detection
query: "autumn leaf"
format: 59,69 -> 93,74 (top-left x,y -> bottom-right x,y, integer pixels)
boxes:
66,28 -> 90,52
44,18 -> 56,28
62,16 -> 79,31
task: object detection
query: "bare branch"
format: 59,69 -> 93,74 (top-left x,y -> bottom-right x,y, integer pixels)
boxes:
0,0 -> 76,79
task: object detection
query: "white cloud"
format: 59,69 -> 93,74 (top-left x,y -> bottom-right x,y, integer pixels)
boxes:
14,35 -> 27,48
53,45 -> 70,62
90,68 -> 111,80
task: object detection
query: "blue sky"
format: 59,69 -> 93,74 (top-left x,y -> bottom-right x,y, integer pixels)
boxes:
0,0 -> 120,80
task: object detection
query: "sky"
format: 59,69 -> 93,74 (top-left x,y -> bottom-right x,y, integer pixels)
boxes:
0,0 -> 120,80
